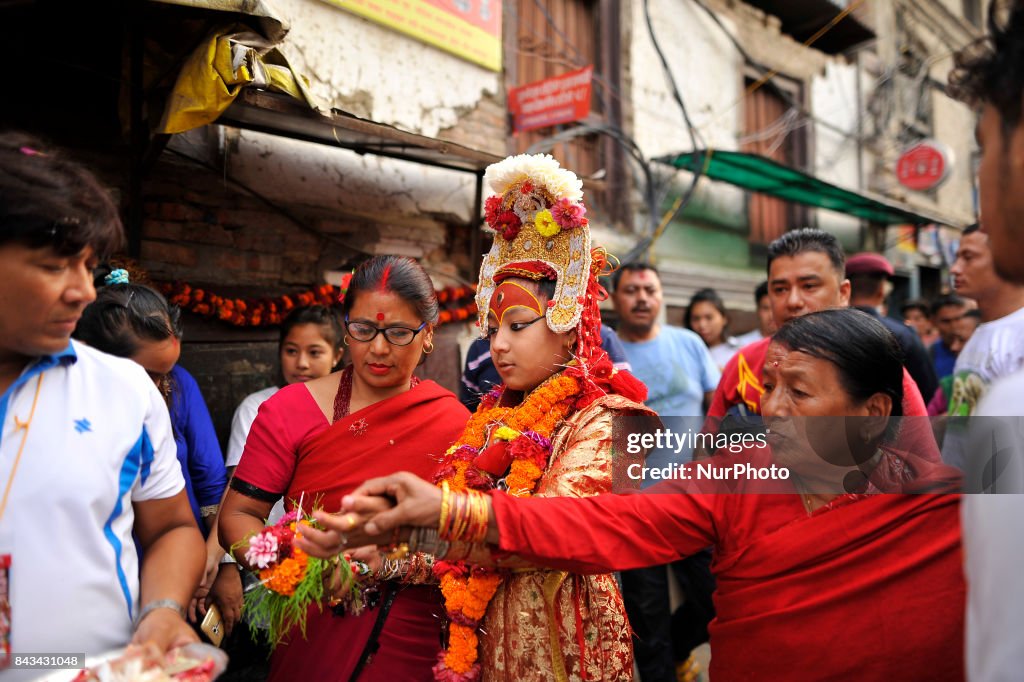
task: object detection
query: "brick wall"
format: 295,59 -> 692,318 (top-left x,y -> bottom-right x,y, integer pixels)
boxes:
138,152 -> 479,448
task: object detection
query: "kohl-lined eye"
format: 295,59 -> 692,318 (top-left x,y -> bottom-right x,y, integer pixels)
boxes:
510,315 -> 545,332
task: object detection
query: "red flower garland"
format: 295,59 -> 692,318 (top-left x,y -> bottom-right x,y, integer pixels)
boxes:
158,281 -> 477,328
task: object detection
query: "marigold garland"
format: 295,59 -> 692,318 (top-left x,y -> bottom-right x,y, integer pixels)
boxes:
431,372 -> 582,680
158,280 -> 476,328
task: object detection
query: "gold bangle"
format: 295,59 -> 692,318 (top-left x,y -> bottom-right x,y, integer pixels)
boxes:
438,481 -> 451,537
467,490 -> 488,543
451,493 -> 470,541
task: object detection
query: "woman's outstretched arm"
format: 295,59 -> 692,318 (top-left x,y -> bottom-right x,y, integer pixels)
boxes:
296,472 -> 718,575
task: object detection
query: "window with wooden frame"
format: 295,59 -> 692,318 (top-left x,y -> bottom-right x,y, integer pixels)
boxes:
741,72 -> 809,245
508,0 -> 624,221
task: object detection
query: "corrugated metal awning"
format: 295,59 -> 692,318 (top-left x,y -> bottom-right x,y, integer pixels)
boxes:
218,89 -> 503,174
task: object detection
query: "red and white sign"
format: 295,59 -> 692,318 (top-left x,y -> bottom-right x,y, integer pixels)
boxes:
896,140 -> 953,192
508,65 -> 593,133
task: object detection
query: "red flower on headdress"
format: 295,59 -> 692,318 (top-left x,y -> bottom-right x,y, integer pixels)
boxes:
493,211 -> 522,240
484,196 -> 503,227
551,198 -> 587,230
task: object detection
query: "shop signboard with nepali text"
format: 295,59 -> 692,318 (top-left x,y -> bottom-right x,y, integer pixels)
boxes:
509,66 -> 593,133
324,0 -> 502,72
896,139 -> 953,192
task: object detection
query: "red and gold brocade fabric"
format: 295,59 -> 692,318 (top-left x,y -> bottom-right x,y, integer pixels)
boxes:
470,394 -> 652,681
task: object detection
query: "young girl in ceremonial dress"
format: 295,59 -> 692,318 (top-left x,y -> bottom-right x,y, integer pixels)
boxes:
306,154 -> 653,681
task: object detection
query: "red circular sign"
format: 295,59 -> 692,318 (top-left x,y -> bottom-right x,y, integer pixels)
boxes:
896,141 -> 951,191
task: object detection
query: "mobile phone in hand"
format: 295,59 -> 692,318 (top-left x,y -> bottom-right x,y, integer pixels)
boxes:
200,603 -> 225,647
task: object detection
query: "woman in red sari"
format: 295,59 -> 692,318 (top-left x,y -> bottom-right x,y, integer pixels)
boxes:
220,255 -> 470,681
303,308 -> 967,681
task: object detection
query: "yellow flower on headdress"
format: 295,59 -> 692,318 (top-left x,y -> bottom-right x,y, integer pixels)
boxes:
535,209 -> 561,237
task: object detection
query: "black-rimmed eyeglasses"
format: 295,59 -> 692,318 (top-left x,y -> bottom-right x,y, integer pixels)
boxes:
345,317 -> 427,346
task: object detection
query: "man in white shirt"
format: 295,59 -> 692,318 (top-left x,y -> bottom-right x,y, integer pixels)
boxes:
948,8 -> 1024,678
941,224 -> 1024,469
0,133 -> 203,675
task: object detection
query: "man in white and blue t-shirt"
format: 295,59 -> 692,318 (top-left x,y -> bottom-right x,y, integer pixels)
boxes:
941,223 -> 1024,470
0,133 -> 204,675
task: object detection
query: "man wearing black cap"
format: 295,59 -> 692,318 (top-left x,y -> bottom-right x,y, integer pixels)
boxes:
846,252 -> 939,403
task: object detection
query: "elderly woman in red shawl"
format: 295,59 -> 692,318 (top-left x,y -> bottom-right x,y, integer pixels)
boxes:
220,255 -> 470,681
302,308 -> 967,681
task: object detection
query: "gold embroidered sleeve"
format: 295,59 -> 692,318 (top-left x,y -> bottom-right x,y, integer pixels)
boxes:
442,402 -> 642,570
443,539 -> 536,570
537,403 -> 621,499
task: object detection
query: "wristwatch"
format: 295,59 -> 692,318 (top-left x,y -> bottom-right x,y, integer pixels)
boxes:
134,599 -> 186,629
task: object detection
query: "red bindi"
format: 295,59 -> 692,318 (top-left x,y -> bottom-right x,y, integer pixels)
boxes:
376,312 -> 385,321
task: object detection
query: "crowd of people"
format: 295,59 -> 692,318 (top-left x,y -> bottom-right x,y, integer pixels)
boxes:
1,2 -> 1023,681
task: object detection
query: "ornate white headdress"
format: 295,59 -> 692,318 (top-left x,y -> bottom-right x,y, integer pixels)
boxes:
475,153 -> 592,335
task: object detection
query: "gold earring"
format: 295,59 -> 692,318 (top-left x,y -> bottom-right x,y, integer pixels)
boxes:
423,341 -> 434,355
343,334 -> 351,346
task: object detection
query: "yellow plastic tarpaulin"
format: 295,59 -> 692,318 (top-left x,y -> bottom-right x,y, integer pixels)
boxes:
158,25 -> 320,134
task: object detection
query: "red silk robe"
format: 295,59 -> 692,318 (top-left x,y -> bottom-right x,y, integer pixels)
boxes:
491,447 -> 966,681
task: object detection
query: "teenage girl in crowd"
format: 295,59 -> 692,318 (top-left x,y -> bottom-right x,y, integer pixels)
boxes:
226,305 -> 344,482
686,287 -> 741,371
73,272 -> 238,634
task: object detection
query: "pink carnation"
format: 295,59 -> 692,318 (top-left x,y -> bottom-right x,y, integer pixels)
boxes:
245,531 -> 279,569
433,656 -> 482,682
551,198 -> 587,229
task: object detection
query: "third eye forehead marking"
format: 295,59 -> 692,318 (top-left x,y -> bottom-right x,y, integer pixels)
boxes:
376,312 -> 385,321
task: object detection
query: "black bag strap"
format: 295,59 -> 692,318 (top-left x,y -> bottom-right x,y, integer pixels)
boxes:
348,584 -> 399,682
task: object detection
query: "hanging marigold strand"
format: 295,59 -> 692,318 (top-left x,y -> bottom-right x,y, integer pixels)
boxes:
158,280 -> 476,328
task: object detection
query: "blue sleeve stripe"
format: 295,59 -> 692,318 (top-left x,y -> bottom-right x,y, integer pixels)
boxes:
0,393 -> 9,452
139,426 -> 154,486
103,430 -> 146,621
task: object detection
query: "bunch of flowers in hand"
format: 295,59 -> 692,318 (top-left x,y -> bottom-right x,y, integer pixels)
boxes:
240,504 -> 355,647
